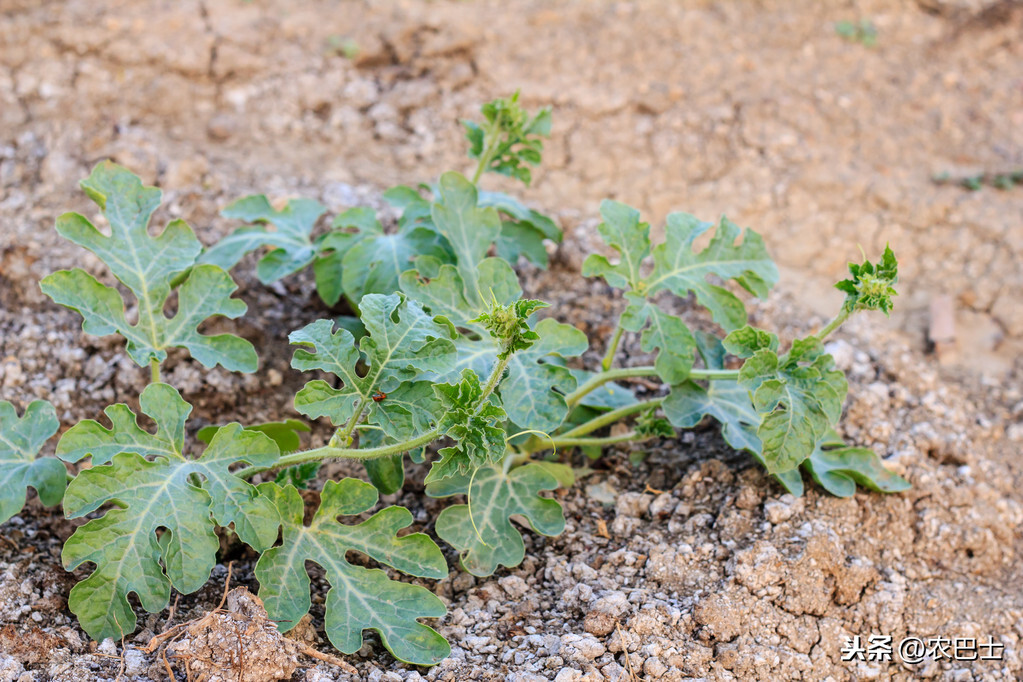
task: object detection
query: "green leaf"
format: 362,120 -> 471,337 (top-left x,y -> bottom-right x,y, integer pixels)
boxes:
473,298 -> 548,359
478,191 -> 560,242
275,461 -> 321,490
291,294 -> 455,439
466,92 -> 551,186
430,172 -> 502,308
60,383 -> 280,641
39,162 -> 256,372
198,420 -> 314,488
341,228 -> 447,305
567,370 -> 638,410
496,220 -> 550,267
313,232 -> 358,306
646,213 -> 778,331
478,190 -> 561,268
663,379 -> 762,455
201,195 -> 327,283
364,454 -> 405,495
383,185 -> 435,231
198,419 -> 310,454
500,318 -> 588,432
311,205 -> 451,306
581,200 -> 651,290
802,433 -> 910,497
663,331 -> 761,453
835,245 -> 898,315
426,369 -> 507,485
621,295 -> 697,384
530,461 -> 576,488
722,326 -> 779,357
57,384 -> 192,466
255,480 -> 450,665
734,333 -> 848,474
311,208 -> 376,306
430,464 -> 565,576
400,257 -> 521,330
0,401 -> 64,525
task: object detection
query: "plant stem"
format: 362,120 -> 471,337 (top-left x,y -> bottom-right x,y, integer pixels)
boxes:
544,431 -> 648,451
814,307 -> 853,341
335,395 -> 369,447
601,323 -> 625,371
557,397 -> 665,440
150,359 -> 161,384
471,123 -> 500,185
237,343 -> 516,480
479,351 -> 512,406
238,427 -> 443,480
564,366 -> 738,407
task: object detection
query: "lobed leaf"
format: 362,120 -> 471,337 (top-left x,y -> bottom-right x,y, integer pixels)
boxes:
621,295 -> 697,385
426,369 -> 508,484
430,464 -> 565,576
60,383 -> 279,641
430,173 -> 503,308
646,213 -> 778,331
835,244 -> 898,315
478,190 -> 561,267
400,256 -> 521,331
255,480 -> 450,665
581,200 -> 651,290
291,294 -> 455,440
500,318 -> 588,432
0,401 -> 64,525
197,420 -> 315,489
40,162 -> 256,372
333,209 -> 449,306
200,195 -> 328,284
465,92 -> 551,186
729,328 -> 848,474
663,333 -> 762,454
775,432 -> 910,497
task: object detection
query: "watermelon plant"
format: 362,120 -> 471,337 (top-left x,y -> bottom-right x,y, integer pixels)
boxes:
0,95 -> 907,667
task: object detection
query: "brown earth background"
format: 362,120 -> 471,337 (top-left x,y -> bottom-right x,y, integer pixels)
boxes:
1,1 -> 1023,681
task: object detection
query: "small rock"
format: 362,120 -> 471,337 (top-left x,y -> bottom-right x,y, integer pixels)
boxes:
615,492 -> 651,518
561,633 -> 606,662
553,669 -> 582,682
123,648 -> 146,677
764,495 -> 804,524
499,575 -> 529,599
649,493 -> 675,517
586,481 -> 618,506
693,594 -> 742,642
735,485 -> 762,510
583,610 -> 616,636
0,654 -> 25,682
207,114 -> 237,140
643,656 -> 669,678
1007,422 -> 1023,442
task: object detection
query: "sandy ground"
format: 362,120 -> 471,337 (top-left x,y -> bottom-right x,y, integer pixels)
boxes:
1,0 -> 1023,680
